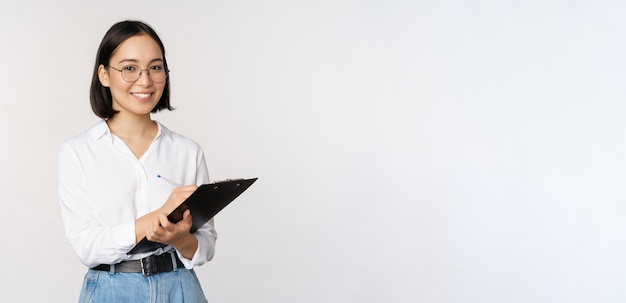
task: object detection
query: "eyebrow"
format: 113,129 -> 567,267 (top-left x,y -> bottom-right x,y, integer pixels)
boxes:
118,58 -> 164,64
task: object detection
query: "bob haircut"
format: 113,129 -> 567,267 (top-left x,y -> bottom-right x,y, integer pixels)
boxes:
90,20 -> 173,119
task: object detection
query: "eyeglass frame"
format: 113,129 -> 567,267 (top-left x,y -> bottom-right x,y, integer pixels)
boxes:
108,64 -> 170,83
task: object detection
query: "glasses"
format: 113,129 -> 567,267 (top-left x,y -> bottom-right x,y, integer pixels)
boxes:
109,64 -> 169,83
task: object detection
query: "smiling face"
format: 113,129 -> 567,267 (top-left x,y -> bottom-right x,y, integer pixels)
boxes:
98,34 -> 166,119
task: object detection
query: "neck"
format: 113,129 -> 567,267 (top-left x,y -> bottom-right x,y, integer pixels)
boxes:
106,113 -> 156,139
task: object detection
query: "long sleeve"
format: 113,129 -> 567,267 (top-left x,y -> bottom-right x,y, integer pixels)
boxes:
176,149 -> 218,268
58,142 -> 136,268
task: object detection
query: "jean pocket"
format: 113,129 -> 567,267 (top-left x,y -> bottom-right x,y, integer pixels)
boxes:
78,270 -> 100,303
182,269 -> 208,302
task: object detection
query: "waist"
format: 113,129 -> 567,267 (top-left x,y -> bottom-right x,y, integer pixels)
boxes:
92,251 -> 184,276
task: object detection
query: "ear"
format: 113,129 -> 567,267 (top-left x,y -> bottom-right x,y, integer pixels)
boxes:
98,64 -> 110,87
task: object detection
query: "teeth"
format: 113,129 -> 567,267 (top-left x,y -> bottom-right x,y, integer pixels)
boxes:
133,93 -> 151,98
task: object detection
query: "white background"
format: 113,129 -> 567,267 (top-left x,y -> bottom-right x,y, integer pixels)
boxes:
0,1 -> 625,302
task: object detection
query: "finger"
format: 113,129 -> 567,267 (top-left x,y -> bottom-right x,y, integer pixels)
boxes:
178,209 -> 191,225
154,213 -> 164,227
146,222 -> 160,240
171,187 -> 197,202
158,213 -> 172,229
182,209 -> 191,219
176,209 -> 193,232
174,185 -> 198,193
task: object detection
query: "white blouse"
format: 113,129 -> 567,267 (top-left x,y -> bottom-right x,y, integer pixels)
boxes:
58,120 -> 217,269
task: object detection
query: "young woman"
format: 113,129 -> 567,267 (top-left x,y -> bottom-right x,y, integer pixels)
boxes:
58,20 -> 216,303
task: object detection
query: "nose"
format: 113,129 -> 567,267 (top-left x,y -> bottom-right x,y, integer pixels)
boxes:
136,69 -> 153,85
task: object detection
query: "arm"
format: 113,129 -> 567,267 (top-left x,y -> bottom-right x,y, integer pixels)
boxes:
58,143 -> 136,268
172,148 -> 217,267
134,146 -> 217,267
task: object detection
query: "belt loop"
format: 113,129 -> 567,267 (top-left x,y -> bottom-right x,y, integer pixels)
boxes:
109,264 -> 115,275
170,251 -> 178,271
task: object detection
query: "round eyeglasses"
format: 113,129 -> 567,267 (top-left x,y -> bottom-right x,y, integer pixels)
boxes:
109,64 -> 169,83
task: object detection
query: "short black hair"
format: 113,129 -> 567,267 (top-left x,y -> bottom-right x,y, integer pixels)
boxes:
90,20 -> 173,119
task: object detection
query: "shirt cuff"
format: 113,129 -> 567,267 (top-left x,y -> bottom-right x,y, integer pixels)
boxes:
175,234 -> 214,269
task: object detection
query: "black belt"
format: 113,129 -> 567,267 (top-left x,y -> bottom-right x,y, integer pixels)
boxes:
92,251 -> 184,276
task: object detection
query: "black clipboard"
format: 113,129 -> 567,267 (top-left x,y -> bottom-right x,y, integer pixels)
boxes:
128,178 -> 258,254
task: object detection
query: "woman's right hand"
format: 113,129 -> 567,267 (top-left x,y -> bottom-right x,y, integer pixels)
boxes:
159,185 -> 198,214
135,185 -> 198,244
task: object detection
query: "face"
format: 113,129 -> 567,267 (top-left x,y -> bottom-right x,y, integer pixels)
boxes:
98,34 -> 166,118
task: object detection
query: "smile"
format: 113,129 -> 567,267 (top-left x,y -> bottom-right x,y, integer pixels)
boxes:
131,93 -> 152,99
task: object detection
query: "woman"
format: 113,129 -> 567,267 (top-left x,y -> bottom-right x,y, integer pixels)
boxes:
58,20 -> 216,303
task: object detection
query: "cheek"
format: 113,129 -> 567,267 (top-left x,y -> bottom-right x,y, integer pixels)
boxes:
108,78 -> 133,93
108,82 -> 133,105
153,84 -> 167,98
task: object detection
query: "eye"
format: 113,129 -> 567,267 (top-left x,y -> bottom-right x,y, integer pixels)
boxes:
122,65 -> 138,71
150,65 -> 164,72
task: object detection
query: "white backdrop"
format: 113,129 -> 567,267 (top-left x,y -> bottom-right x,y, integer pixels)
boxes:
0,1 -> 625,302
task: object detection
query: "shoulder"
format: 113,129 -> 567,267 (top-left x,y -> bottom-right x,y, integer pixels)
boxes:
58,120 -> 110,165
60,120 -> 108,149
156,121 -> 203,152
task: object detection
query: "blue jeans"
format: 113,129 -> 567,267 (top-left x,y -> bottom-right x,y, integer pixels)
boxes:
78,267 -> 208,303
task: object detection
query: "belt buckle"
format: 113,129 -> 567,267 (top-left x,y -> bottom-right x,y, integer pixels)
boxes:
140,256 -> 156,276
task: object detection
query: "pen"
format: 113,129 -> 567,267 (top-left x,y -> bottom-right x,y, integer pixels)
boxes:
156,174 -> 181,187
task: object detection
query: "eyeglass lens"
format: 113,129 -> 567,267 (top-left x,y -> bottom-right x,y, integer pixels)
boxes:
120,65 -> 167,83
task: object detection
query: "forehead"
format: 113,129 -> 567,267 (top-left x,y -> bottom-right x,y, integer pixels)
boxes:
110,34 -> 163,63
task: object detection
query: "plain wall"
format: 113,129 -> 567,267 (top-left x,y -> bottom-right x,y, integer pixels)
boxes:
1,1 -> 625,302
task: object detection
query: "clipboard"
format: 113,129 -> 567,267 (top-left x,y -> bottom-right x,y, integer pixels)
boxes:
128,177 -> 258,254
